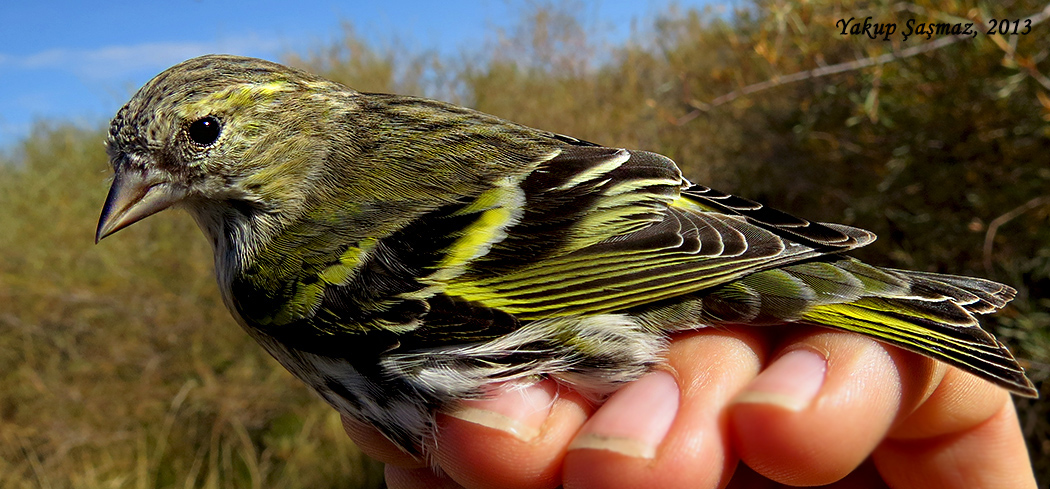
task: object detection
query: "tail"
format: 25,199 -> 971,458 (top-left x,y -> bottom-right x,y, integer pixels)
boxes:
700,258 -> 1037,397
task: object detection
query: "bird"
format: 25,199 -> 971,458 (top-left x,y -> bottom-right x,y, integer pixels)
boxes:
96,54 -> 1037,454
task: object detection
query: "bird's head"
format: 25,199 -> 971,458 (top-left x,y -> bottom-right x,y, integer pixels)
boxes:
95,54 -> 352,244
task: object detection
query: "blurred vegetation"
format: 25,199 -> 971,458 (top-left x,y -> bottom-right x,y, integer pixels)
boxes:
0,123 -> 385,487
3,0 -> 1048,486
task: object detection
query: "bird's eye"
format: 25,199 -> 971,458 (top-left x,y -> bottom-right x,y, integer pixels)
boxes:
188,116 -> 222,146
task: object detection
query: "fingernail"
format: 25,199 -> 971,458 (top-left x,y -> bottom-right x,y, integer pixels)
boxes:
568,371 -> 679,459
442,381 -> 555,441
733,347 -> 827,411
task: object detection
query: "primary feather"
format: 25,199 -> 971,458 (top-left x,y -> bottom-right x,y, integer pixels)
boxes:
97,55 -> 1036,454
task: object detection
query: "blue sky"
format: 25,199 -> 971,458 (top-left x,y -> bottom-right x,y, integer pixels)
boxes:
0,0 -> 720,149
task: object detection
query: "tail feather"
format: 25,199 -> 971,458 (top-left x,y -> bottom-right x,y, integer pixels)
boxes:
694,257 -> 1036,397
896,269 -> 1017,313
799,266 -> 1035,397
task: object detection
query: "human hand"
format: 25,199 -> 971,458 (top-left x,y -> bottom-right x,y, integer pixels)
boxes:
343,325 -> 1037,489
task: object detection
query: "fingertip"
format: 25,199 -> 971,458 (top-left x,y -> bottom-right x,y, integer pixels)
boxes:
442,379 -> 557,443
567,371 -> 679,459
434,380 -> 591,489
732,347 -> 827,412
561,371 -> 683,487
729,332 -> 908,485
564,328 -> 765,489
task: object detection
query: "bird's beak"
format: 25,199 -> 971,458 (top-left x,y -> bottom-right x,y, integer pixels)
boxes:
95,168 -> 186,243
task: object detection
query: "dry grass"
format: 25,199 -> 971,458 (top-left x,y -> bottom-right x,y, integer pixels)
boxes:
0,124 -> 384,488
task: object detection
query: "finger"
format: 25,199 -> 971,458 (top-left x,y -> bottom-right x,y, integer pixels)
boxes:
433,379 -> 593,489
874,389 -> 1037,488
729,329 -> 946,486
385,464 -> 466,489
562,326 -> 768,489
341,415 -> 427,468
726,458 -> 891,489
886,365 -> 1011,440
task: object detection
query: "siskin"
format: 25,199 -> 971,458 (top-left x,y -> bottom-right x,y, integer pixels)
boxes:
96,55 -> 1036,453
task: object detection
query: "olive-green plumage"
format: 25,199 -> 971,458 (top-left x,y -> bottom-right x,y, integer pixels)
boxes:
97,55 -> 1036,454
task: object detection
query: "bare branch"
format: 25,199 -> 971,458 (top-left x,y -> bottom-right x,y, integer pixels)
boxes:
681,2 -> 1050,119
983,195 -> 1050,275
1025,65 -> 1050,92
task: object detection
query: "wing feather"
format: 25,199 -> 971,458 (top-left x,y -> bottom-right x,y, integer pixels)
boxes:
443,145 -> 876,318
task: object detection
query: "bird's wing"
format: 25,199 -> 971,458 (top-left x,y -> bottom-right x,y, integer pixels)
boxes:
244,143 -> 878,353
432,144 -> 877,319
